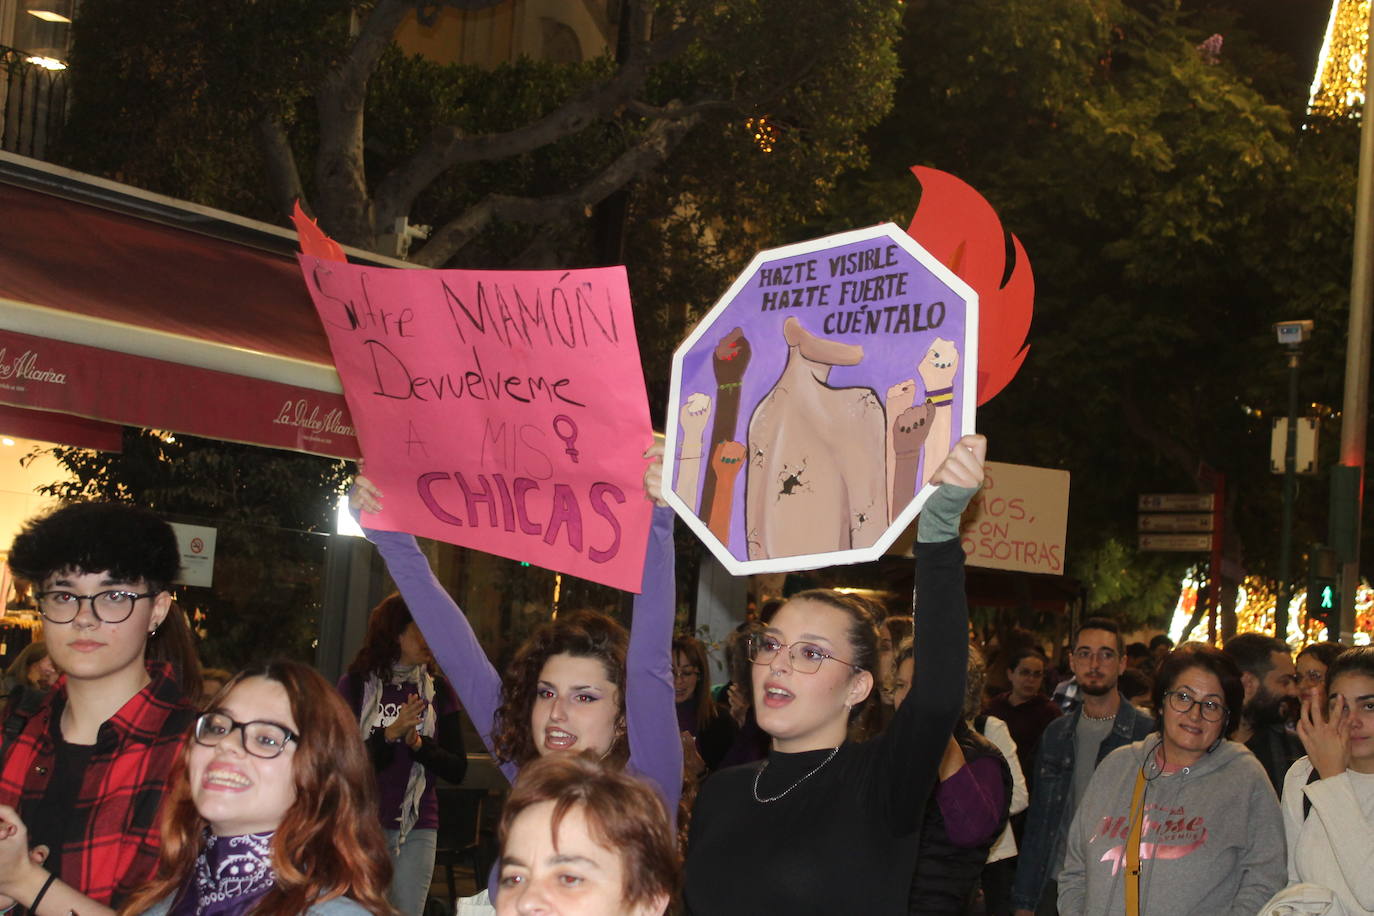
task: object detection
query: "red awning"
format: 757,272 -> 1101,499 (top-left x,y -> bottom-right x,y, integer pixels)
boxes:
0,157 -> 394,458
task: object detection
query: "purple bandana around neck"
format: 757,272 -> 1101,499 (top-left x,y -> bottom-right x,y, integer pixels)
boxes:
167,831 -> 276,916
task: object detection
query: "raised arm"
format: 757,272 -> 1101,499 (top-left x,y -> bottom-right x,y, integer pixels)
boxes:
625,442 -> 684,817
349,478 -> 513,782
878,435 -> 982,833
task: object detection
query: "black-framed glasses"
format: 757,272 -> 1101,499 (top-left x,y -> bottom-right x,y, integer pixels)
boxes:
672,667 -> 701,680
1164,689 -> 1227,722
35,590 -> 158,624
747,634 -> 860,675
194,712 -> 298,759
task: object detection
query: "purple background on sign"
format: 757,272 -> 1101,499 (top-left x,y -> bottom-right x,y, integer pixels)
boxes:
675,236 -> 970,562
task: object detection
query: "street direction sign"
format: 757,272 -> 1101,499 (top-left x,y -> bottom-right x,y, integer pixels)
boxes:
1138,513 -> 1213,533
1138,493 -> 1215,512
1139,533 -> 1212,552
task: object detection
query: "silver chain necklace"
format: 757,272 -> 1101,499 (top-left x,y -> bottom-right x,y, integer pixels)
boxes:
752,746 -> 840,803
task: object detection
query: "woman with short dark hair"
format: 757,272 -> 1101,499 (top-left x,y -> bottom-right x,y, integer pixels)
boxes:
1058,644 -> 1285,915
495,754 -> 678,916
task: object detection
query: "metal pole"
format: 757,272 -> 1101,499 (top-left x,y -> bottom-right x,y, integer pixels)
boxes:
1338,0 -> 1374,642
1277,351 -> 1301,637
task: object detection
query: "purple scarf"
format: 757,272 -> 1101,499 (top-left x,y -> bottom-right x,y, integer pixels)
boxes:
166,831 -> 276,916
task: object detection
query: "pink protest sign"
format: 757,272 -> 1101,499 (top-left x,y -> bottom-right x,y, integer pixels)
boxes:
298,254 -> 655,592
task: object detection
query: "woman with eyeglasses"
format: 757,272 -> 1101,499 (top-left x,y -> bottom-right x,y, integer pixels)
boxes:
682,435 -> 984,915
1261,646 -> 1374,915
118,660 -> 393,916
1057,644 -> 1285,915
348,446 -> 679,902
1294,641 -> 1344,710
673,635 -> 735,776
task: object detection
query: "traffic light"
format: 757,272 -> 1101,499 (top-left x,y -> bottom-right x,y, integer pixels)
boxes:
1307,544 -> 1340,632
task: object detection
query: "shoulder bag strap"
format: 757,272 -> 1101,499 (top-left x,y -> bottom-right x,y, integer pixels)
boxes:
1124,767 -> 1147,916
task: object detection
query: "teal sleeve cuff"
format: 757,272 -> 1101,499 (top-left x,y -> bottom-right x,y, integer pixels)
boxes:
917,483 -> 979,543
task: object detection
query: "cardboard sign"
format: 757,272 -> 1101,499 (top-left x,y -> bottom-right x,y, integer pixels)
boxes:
298,256 -> 655,592
958,462 -> 1069,575
664,224 -> 978,574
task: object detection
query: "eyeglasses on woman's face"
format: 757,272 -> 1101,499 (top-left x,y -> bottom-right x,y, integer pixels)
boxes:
1163,688 -> 1226,722
747,633 -> 860,675
194,711 -> 298,759
36,589 -> 158,624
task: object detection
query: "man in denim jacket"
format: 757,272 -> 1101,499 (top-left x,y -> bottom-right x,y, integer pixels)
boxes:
1010,618 -> 1156,915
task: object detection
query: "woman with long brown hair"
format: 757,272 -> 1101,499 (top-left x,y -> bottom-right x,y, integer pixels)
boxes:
349,447 -> 679,903
119,660 -> 394,916
683,436 -> 985,915
338,595 -> 467,916
673,635 -> 735,774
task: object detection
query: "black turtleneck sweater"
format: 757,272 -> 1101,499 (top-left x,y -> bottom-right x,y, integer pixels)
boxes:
684,538 -> 968,915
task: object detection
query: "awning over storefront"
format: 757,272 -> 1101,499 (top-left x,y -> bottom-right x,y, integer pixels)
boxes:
0,153 -> 409,458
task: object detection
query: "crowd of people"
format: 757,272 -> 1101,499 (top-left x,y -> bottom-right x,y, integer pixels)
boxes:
0,434 -> 1369,915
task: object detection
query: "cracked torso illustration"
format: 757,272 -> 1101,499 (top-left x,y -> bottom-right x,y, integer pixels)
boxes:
744,317 -> 888,560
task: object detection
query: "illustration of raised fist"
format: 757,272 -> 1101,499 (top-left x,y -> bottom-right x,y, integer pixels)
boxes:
893,404 -> 934,457
679,393 -> 713,444
712,328 -> 752,386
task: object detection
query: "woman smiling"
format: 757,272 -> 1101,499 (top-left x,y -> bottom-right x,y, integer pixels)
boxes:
1057,644 -> 1285,915
119,660 -> 392,916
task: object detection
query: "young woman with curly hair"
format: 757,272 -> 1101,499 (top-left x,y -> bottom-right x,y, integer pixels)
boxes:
348,447 -> 680,900
118,660 -> 393,916
337,595 -> 467,916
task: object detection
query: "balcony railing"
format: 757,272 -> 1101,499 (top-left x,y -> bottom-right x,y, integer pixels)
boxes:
1,44 -> 68,159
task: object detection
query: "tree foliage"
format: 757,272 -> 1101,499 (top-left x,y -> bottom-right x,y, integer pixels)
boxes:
825,0 -> 1360,628
27,430 -> 351,668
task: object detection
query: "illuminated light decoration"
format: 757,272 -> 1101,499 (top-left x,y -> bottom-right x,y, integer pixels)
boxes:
1168,567 -> 1374,646
24,56 -> 66,70
1308,0 -> 1370,120
745,116 -> 777,153
26,9 -> 72,22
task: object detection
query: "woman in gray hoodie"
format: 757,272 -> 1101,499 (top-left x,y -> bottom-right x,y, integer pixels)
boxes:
1058,643 -> 1286,915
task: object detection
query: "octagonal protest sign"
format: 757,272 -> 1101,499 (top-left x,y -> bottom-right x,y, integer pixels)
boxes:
664,223 -> 978,575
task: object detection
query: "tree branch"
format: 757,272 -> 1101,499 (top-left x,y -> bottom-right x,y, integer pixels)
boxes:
411,113 -> 700,267
256,116 -> 308,222
373,1 -> 695,227
313,0 -> 415,245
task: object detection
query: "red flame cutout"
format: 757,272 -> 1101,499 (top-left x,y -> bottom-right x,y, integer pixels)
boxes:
291,200 -> 347,263
905,167 -> 1033,405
